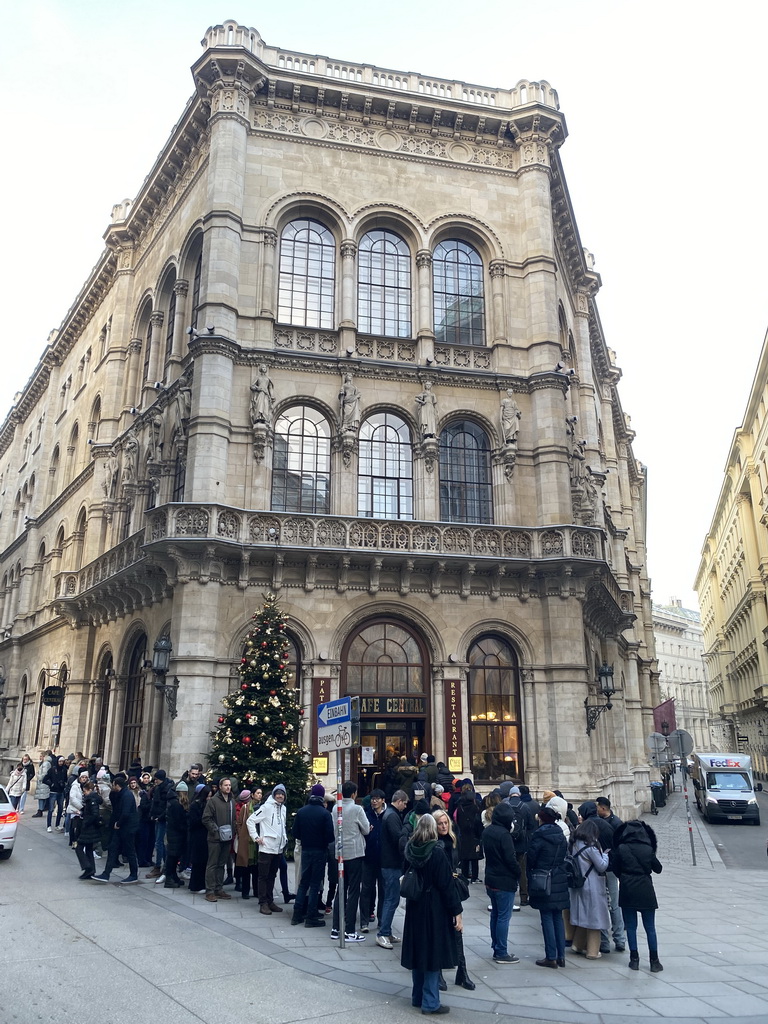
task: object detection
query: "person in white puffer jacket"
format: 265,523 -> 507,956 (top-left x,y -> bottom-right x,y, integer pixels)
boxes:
247,783 -> 288,914
66,771 -> 89,847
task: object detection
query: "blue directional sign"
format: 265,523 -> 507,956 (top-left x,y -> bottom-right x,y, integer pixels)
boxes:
317,697 -> 351,729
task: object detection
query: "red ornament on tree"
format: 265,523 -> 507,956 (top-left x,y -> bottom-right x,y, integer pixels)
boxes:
299,708 -> 304,716
243,736 -> 251,744
270,690 -> 276,696
281,721 -> 287,727
218,716 -> 225,724
261,642 -> 268,648
245,712 -> 251,718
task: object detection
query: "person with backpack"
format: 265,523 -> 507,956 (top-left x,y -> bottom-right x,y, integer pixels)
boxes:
44,756 -> 68,832
481,802 -> 521,964
609,820 -> 664,973
566,819 -> 610,958
526,805 -> 569,967
500,783 -> 535,907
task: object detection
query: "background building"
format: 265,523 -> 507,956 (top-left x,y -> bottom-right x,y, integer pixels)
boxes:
652,598 -> 711,751
0,21 -> 657,811
696,328 -> 768,778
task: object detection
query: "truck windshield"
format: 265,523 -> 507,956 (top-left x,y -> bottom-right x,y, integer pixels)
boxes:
705,772 -> 751,792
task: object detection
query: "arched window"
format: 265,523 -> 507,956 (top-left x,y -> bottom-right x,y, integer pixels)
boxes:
73,508 -> 87,570
120,634 -> 147,768
49,445 -> 60,502
278,219 -> 336,328
344,619 -> 426,694
358,413 -> 413,519
96,651 -> 113,758
272,406 -> 331,514
191,253 -> 202,328
16,674 -> 31,746
358,230 -> 411,337
433,240 -> 485,346
67,423 -> 80,484
468,636 -> 521,782
439,421 -> 493,523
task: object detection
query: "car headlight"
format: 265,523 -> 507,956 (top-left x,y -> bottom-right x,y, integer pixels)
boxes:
706,797 -> 719,804
748,798 -> 757,805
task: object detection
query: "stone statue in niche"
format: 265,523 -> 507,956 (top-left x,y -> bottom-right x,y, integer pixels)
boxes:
122,437 -> 138,486
415,381 -> 438,438
250,364 -> 274,425
147,414 -> 164,463
339,372 -> 361,431
103,449 -> 119,499
566,416 -> 586,488
175,379 -> 192,437
500,390 -> 521,444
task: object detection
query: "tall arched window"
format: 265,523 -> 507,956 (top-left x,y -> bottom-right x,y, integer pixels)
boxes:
278,219 -> 336,328
358,230 -> 411,337
468,636 -> 522,783
96,651 -> 113,758
439,421 -> 493,523
344,619 -> 426,694
120,634 -> 147,768
358,413 -> 413,519
433,240 -> 485,346
16,675 -> 31,746
191,253 -> 202,328
272,406 -> 331,514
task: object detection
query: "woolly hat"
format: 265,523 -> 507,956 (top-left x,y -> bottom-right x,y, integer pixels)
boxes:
175,781 -> 188,793
96,767 -> 108,780
272,783 -> 287,798
498,781 -> 514,797
237,789 -> 251,802
310,783 -> 325,797
507,785 -> 521,796
546,796 -> 568,821
412,799 -> 431,816
195,783 -> 207,793
420,753 -> 428,762
154,769 -> 167,781
541,789 -> 557,803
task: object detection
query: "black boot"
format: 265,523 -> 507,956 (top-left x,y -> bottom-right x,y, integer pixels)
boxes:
454,966 -> 476,990
649,954 -> 663,973
628,951 -> 639,971
438,971 -> 447,992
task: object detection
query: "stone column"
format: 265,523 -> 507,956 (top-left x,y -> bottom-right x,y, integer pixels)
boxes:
169,279 -> 190,372
339,240 -> 357,355
415,251 -> 434,363
489,261 -> 508,344
260,229 -> 278,319
147,311 -> 165,387
185,335 -> 237,502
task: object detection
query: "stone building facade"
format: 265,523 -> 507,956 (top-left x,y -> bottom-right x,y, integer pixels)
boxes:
0,22 -> 656,811
696,328 -> 768,776
652,599 -> 711,751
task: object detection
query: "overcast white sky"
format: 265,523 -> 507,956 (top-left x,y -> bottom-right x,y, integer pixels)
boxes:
3,1 -> 767,609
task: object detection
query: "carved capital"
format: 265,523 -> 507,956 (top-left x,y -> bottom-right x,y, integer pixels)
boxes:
489,261 -> 506,280
149,310 -> 165,330
340,241 -> 357,261
174,279 -> 190,297
416,250 -> 433,270
263,230 -> 278,248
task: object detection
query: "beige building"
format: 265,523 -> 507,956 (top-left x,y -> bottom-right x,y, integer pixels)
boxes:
0,21 -> 657,811
696,329 -> 768,776
652,599 -> 711,751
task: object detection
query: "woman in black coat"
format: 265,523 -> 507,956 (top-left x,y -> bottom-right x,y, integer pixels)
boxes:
433,808 -> 475,991
401,814 -> 463,1015
526,806 -> 569,967
187,785 -> 211,893
75,783 -> 103,879
609,820 -> 663,972
454,785 -> 483,881
164,783 -> 189,888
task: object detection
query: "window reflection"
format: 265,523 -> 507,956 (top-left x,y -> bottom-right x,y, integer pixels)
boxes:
346,621 -> 425,694
272,406 -> 331,514
358,230 -> 411,337
439,421 -> 493,523
278,219 -> 336,328
433,240 -> 485,346
358,413 -> 413,519
469,636 -> 521,781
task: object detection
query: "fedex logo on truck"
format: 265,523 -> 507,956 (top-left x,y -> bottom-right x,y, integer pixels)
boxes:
707,758 -> 741,768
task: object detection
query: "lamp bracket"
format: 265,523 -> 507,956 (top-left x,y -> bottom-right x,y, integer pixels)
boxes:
585,697 -> 613,735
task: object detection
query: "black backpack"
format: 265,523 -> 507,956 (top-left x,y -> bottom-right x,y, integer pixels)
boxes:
565,845 -> 595,889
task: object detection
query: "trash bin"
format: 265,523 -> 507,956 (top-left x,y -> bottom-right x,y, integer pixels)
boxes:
650,781 -> 666,808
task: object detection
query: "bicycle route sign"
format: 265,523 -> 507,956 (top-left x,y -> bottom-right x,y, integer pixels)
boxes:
317,697 -> 353,751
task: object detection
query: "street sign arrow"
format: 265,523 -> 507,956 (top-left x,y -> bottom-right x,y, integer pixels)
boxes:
317,697 -> 351,728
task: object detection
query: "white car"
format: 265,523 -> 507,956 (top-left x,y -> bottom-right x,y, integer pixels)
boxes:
0,784 -> 18,859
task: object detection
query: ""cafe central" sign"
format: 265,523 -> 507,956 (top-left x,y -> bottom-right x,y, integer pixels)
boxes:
358,696 -> 426,715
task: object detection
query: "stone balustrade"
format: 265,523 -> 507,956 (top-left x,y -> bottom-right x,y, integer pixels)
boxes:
56,529 -> 146,598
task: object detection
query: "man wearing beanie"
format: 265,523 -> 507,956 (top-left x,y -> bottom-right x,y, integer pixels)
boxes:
147,769 -> 174,879
247,783 -> 288,913
291,783 -> 334,927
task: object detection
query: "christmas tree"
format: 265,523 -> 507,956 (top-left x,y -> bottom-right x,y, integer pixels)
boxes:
208,595 -> 309,809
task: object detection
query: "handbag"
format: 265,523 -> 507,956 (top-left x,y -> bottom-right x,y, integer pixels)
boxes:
528,868 -> 552,896
400,864 -> 424,900
452,873 -> 470,902
218,824 -> 233,842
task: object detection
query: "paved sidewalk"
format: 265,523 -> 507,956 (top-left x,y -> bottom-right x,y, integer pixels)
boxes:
9,797 -> 768,1024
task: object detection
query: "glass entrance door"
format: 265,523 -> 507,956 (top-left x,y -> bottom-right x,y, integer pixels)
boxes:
356,719 -> 424,796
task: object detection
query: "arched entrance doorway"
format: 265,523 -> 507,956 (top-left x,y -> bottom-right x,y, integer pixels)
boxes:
342,618 -> 429,796
468,635 -> 523,783
120,634 -> 147,768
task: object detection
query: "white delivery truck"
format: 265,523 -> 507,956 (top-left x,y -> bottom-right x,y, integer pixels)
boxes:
691,753 -> 761,825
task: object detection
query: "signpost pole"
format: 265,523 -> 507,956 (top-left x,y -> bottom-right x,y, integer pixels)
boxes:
336,747 -> 345,949
668,729 -> 696,866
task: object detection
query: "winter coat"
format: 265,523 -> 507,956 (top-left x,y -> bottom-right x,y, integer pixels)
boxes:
291,796 -> 334,853
437,831 -> 460,874
165,792 -> 189,857
35,759 -> 52,802
400,840 -> 462,972
110,786 -> 139,834
149,778 -> 175,823
435,763 -> 455,790
454,794 -> 483,861
578,801 -> 616,852
135,788 -> 151,825
609,820 -> 662,911
188,799 -> 210,865
7,768 -> 26,798
380,804 -> 406,869
482,802 -> 521,891
247,794 -> 287,855
21,759 -> 35,791
78,792 -> 104,846
332,797 -> 370,860
236,800 -> 259,867
568,840 -> 610,929
67,780 -> 85,817
396,761 -> 419,799
203,790 -> 236,843
506,796 -> 536,854
44,762 -> 68,794
526,823 -> 569,911
363,804 -> 385,865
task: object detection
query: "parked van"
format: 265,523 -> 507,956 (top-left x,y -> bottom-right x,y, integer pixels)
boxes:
691,753 -> 761,825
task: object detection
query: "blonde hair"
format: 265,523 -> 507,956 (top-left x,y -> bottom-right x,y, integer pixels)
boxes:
432,807 -> 456,844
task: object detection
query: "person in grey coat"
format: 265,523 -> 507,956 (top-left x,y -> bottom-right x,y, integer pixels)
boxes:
566,819 -> 610,958
331,780 -> 370,940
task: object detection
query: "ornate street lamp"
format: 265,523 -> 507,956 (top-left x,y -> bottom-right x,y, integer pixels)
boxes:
585,662 -> 616,735
152,635 -> 179,719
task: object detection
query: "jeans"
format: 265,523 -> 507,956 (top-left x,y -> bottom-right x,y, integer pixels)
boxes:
153,822 -> 167,868
411,969 -> 441,1012
539,907 -> 566,960
9,794 -> 21,809
47,792 -> 64,827
378,866 -> 402,938
293,848 -> 327,921
623,908 -> 658,953
332,855 -> 363,934
19,791 -> 28,812
601,871 -> 626,948
486,885 -> 515,957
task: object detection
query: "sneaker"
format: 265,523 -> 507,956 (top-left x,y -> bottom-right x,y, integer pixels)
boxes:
493,954 -> 520,964
345,932 -> 366,942
94,852 -> 102,859
91,873 -> 111,882
55,825 -> 64,832
47,826 -> 52,832
330,929 -> 339,940
154,874 -> 166,885
376,935 -> 394,950
119,875 -> 139,884
512,905 -> 522,912
360,925 -> 369,933
390,934 -> 401,943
